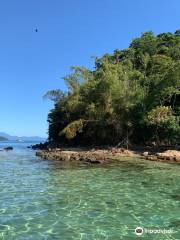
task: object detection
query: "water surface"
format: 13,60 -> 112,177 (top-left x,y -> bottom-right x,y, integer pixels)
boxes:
0,142 -> 180,239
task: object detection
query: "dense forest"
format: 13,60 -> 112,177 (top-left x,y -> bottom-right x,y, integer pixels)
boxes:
45,30 -> 180,146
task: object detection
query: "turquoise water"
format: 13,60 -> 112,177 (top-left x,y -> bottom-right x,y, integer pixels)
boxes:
0,142 -> 180,239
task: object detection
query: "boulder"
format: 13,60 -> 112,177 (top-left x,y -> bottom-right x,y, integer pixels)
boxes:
4,146 -> 13,151
142,151 -> 149,156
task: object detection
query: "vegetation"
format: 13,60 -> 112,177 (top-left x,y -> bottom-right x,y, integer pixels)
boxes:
45,30 -> 180,146
0,136 -> 8,141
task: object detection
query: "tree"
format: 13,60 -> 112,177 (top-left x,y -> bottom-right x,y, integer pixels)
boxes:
45,30 -> 180,146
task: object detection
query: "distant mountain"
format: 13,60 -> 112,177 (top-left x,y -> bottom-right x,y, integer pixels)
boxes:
0,132 -> 46,142
0,136 -> 8,141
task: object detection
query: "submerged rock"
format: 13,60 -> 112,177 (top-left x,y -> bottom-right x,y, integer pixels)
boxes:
4,146 -> 13,151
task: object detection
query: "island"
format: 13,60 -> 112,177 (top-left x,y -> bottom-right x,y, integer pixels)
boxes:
34,30 -> 180,164
0,136 -> 8,141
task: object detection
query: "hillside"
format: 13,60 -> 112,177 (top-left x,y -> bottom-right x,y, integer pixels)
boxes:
45,30 -> 180,146
0,136 -> 8,141
0,132 -> 46,142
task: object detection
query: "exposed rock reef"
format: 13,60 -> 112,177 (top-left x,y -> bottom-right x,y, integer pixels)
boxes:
143,150 -> 180,162
36,148 -> 137,164
35,146 -> 180,164
0,146 -> 13,151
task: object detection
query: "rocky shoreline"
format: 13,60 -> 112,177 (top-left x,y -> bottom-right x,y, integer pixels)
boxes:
35,146 -> 180,164
142,150 -> 180,163
36,147 -> 138,164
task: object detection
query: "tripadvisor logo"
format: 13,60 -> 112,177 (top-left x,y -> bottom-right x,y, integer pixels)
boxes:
134,226 -> 174,236
135,227 -> 144,236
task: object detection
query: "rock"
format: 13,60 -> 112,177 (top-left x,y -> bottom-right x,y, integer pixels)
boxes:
156,150 -> 180,162
86,157 -> 102,164
4,146 -> 13,151
157,155 -> 165,160
175,157 -> 180,162
36,151 -> 42,157
147,156 -> 156,160
36,149 -> 105,164
142,151 -> 149,156
31,142 -> 48,150
65,154 -> 71,161
156,153 -> 161,156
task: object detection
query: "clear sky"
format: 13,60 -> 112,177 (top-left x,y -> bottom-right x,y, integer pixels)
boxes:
0,0 -> 179,137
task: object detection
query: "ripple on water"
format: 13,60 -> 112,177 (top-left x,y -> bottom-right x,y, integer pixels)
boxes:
0,143 -> 180,239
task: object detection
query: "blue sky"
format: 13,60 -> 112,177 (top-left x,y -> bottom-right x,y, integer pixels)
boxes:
0,0 -> 179,137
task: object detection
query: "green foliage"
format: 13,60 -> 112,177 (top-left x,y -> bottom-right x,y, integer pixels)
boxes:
147,106 -> 173,125
45,30 -> 180,146
147,106 -> 180,144
43,90 -> 64,102
59,119 -> 85,139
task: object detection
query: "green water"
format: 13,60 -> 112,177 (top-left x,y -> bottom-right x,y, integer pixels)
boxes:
0,142 -> 180,239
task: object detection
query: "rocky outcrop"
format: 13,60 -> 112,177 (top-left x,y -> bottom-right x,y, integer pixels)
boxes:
0,146 -> 13,151
156,150 -> 180,162
35,146 -> 180,165
31,142 -> 48,150
142,150 -> 180,163
36,147 -> 137,164
3,146 -> 13,151
36,149 -> 106,164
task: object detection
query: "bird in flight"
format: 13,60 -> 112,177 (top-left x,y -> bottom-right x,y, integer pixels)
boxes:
35,28 -> 38,32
